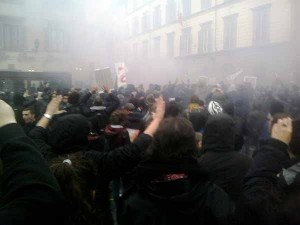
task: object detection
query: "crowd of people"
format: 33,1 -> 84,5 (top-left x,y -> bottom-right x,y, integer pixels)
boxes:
0,79 -> 300,225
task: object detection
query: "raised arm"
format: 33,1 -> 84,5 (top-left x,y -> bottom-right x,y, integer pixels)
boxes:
0,100 -> 66,225
84,96 -> 165,179
236,118 -> 292,225
103,86 -> 120,116
29,96 -> 63,158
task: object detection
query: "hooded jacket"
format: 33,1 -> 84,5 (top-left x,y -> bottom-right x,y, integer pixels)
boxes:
119,158 -> 235,225
201,114 -> 252,201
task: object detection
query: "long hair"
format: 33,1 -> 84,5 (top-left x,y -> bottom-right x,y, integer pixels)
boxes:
149,117 -> 198,162
49,153 -> 97,225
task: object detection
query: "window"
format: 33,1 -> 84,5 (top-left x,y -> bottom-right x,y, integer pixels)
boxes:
253,5 -> 271,46
0,23 -> 24,50
142,40 -> 149,58
167,32 -> 175,57
153,6 -> 161,28
3,24 -> 19,50
153,36 -> 160,56
142,12 -> 150,32
133,43 -> 138,59
132,17 -> 139,35
180,27 -> 192,56
166,0 -> 177,24
182,0 -> 191,17
223,15 -> 238,50
198,22 -> 213,53
45,28 -> 65,51
201,0 -> 211,10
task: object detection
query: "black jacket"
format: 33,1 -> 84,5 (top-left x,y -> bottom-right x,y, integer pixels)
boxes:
236,139 -> 300,225
119,158 -> 235,225
0,124 -> 66,225
201,114 -> 252,201
29,123 -> 153,225
23,121 -> 37,135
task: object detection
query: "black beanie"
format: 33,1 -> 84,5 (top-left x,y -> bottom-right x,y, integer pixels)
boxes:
49,114 -> 90,154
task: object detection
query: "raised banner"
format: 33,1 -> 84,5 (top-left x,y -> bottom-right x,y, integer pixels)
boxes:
94,68 -> 114,89
115,62 -> 128,88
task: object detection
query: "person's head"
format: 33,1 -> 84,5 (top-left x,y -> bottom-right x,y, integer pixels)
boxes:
202,113 -> 235,152
165,101 -> 182,118
128,97 -> 140,109
68,91 -> 80,105
93,96 -> 103,106
22,107 -> 36,124
137,84 -> 144,92
149,117 -> 197,162
124,103 -> 135,112
49,114 -> 90,154
145,94 -> 156,107
109,109 -> 129,126
50,154 -> 97,225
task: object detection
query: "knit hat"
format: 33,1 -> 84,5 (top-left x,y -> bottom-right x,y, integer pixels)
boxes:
208,101 -> 223,115
49,114 -> 90,154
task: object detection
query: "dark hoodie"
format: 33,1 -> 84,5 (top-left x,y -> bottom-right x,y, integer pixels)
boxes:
200,114 -> 252,201
119,158 -> 235,225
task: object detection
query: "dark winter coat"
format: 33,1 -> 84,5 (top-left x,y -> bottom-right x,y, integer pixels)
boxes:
235,137 -> 300,225
119,158 -> 235,225
0,124 -> 66,225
